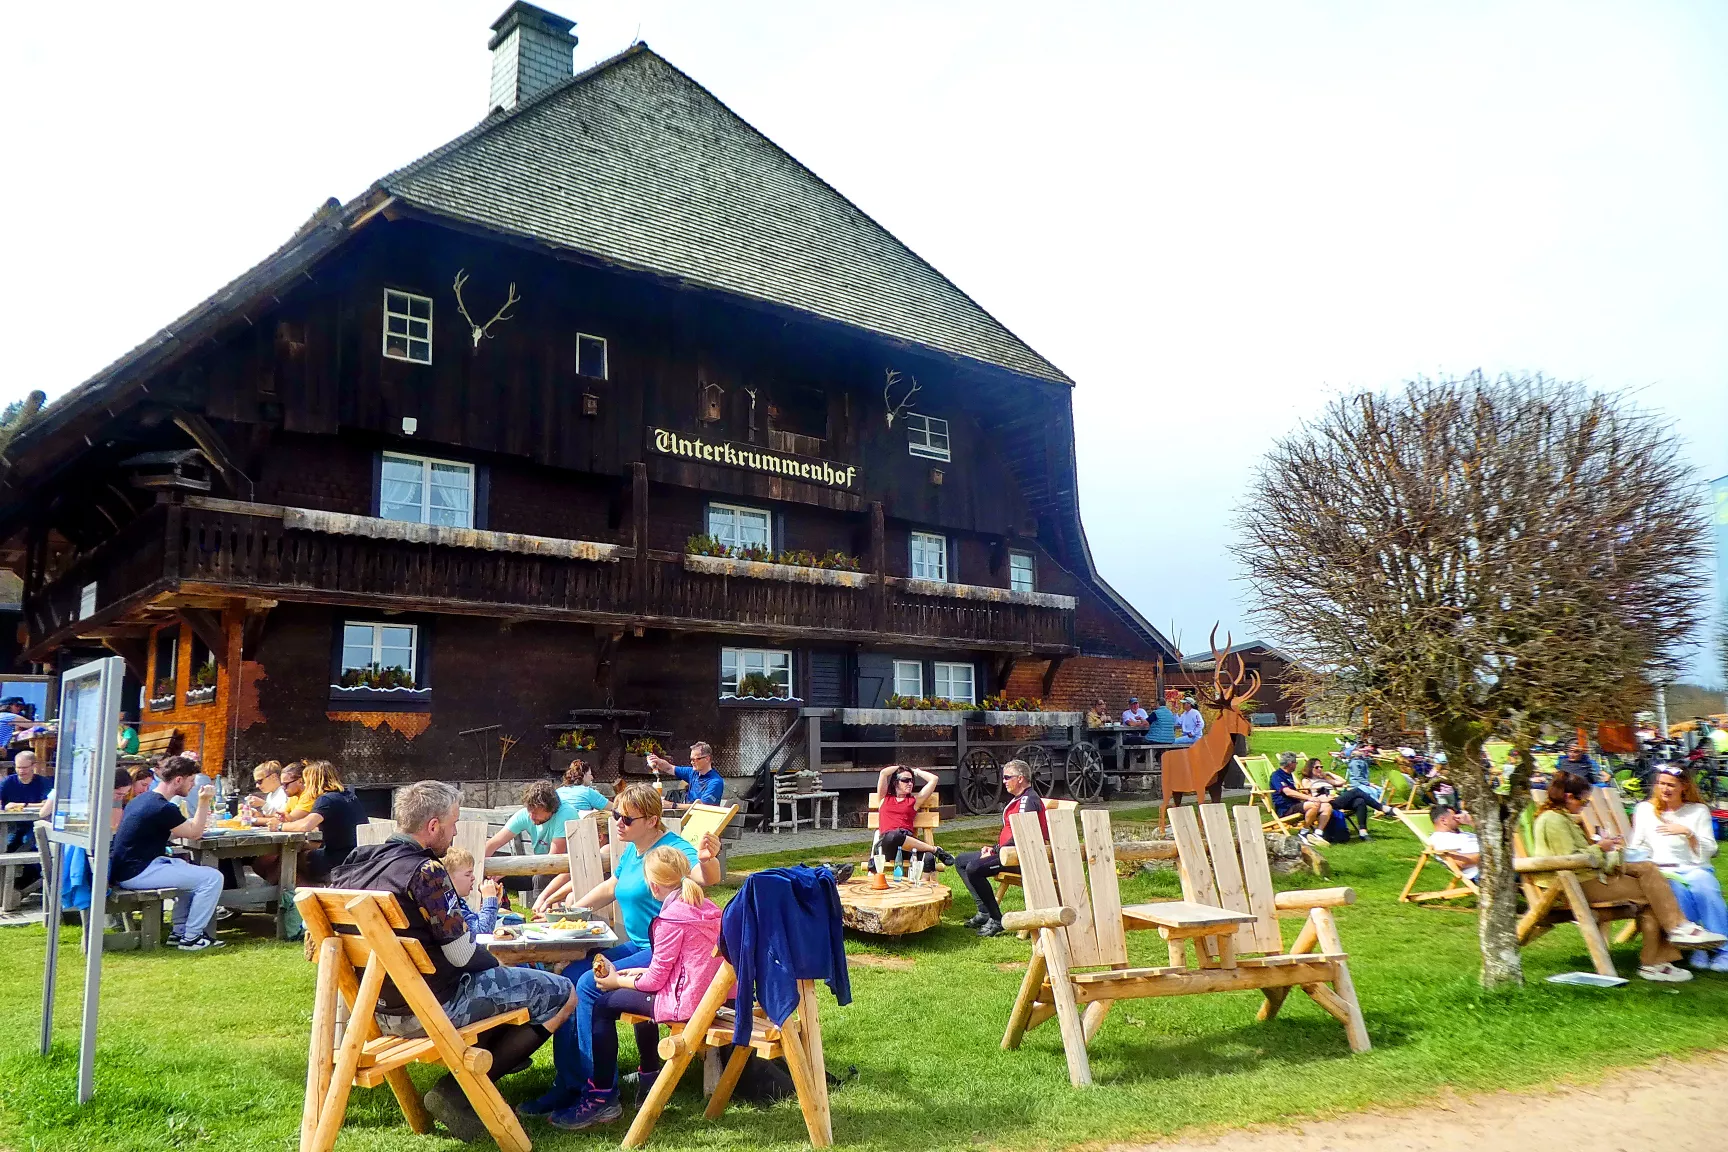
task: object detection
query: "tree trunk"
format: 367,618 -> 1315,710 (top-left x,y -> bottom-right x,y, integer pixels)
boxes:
1437,731 -> 1525,988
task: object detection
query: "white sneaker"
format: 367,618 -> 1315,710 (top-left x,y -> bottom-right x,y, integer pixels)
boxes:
1670,922 -> 1728,948
1357,828 -> 1370,841
1638,962 -> 1693,983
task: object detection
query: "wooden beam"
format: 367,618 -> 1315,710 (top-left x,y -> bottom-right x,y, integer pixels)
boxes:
173,412 -> 255,500
222,602 -> 245,775
178,607 -> 227,666
868,501 -> 886,633
241,604 -> 273,660
1041,655 -> 1067,699
101,637 -> 148,684
630,463 -> 648,613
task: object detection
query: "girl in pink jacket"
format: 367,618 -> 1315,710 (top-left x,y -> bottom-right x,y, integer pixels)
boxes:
562,845 -> 725,1129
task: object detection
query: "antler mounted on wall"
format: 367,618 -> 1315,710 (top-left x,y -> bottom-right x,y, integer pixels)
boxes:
883,368 -> 921,428
452,269 -> 521,350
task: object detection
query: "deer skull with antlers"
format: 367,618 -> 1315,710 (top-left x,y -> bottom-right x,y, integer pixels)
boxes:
452,269 -> 520,350
883,368 -> 921,428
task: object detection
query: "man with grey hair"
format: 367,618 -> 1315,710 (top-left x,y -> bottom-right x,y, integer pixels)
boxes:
954,758 -> 1048,938
646,740 -> 725,805
333,780 -> 577,1140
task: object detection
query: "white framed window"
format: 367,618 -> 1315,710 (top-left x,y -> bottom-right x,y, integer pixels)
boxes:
708,503 -> 772,553
1009,551 -> 1035,593
720,647 -> 793,698
905,413 -> 950,461
380,452 -> 475,528
382,289 -> 433,364
577,333 -> 608,379
892,660 -> 923,698
910,531 -> 948,582
78,582 -> 97,620
342,621 -> 418,680
933,661 -> 975,705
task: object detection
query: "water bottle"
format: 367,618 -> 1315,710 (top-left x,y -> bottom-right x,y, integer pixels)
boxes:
892,847 -> 905,881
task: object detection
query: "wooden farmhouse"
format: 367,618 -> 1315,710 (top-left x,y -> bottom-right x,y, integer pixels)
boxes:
0,3 -> 1175,809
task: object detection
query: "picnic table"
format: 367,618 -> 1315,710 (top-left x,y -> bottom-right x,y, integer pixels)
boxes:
0,809 -> 41,913
177,827 -> 318,940
480,923 -> 620,966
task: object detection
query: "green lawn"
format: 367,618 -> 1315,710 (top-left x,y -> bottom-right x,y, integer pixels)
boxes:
6,808 -> 1727,1152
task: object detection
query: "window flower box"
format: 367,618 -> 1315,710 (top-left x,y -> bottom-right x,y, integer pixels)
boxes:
840,707 -> 980,727
327,683 -> 432,711
684,553 -> 871,588
146,693 -> 176,713
719,694 -> 804,710
185,686 -> 217,707
891,576 -> 1076,610
980,710 -> 1085,727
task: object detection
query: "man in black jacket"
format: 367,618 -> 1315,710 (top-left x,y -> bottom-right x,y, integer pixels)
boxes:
333,780 -> 576,1141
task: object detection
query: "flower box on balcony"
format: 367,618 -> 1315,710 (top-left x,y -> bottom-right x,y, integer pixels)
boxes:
685,553 -> 871,588
840,708 -> 980,727
185,686 -> 217,707
146,694 -> 176,713
980,710 -> 1085,727
892,577 -> 1077,610
719,695 -> 804,710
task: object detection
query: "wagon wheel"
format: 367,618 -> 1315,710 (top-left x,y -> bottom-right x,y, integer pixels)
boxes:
1066,742 -> 1106,802
1013,744 -> 1055,795
957,749 -> 1001,815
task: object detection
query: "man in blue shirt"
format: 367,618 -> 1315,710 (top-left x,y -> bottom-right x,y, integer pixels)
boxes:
647,742 -> 726,806
1146,694 -> 1178,744
1554,743 -> 1604,784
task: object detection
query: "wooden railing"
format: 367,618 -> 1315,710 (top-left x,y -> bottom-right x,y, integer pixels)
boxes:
28,502 -> 1075,653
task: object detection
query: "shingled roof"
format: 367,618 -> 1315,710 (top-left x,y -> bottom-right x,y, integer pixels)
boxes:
379,44 -> 1070,386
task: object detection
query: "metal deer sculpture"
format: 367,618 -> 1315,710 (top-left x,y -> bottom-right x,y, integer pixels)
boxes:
1157,626 -> 1261,832
452,269 -> 520,349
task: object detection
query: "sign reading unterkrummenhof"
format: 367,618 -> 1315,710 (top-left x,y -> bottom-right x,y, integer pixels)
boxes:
650,428 -> 858,490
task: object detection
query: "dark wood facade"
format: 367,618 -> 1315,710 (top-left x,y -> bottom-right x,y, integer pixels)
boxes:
0,47 -> 1172,788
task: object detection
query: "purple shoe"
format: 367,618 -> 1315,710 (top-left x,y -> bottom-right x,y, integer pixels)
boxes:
548,1090 -> 623,1131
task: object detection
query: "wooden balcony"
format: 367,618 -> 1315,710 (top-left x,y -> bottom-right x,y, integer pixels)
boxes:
27,500 -> 1075,655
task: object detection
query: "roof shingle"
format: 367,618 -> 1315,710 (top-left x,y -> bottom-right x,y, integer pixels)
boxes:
381,45 -> 1070,386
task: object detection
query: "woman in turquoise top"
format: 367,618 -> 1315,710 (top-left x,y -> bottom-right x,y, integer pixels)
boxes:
556,759 -> 610,815
523,782 -> 722,1123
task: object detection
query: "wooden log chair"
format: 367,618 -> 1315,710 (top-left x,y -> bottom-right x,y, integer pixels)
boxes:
866,791 -> 941,861
1511,805 -> 1644,978
294,888 -> 533,1152
1234,754 -> 1291,833
133,726 -> 181,761
1002,803 -> 1369,1087
992,798 -> 1080,905
1392,809 -> 1480,905
1578,788 -> 1643,947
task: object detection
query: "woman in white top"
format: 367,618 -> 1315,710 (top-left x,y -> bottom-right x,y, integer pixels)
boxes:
1627,765 -> 1726,972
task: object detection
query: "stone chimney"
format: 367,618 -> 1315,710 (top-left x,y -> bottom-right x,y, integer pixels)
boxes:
488,3 -> 578,113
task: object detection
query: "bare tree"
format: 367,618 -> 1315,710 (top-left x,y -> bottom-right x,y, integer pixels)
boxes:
1238,372 -> 1708,988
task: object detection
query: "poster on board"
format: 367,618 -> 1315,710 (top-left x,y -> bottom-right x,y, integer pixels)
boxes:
42,656 -> 123,1104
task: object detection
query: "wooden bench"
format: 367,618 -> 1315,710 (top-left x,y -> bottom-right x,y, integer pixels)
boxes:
993,799 -> 1080,903
33,820 -> 175,950
866,791 -> 941,859
134,727 -> 181,760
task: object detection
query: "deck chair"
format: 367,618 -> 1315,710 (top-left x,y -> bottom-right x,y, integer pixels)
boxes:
866,791 -> 941,859
294,888 -> 532,1152
1392,810 -> 1479,904
1577,790 -> 1644,947
1001,804 -> 1369,1088
994,798 -> 1080,904
1234,755 -> 1290,832
1512,806 -> 1643,977
677,802 -> 740,847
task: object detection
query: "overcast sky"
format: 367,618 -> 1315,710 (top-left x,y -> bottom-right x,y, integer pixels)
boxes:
4,1 -> 1725,680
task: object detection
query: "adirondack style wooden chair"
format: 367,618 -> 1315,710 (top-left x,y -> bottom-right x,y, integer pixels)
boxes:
1234,754 -> 1291,833
294,888 -> 532,1152
1393,809 -> 1479,905
1577,788 -> 1643,947
1512,805 -> 1644,977
1000,804 -> 1369,1088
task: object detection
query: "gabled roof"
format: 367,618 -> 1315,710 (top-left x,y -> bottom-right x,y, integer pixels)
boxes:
1179,640 -> 1298,671
380,45 -> 1070,386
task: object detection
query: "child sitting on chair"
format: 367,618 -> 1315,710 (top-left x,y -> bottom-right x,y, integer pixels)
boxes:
871,765 -> 956,871
443,845 -> 503,936
556,845 -> 725,1131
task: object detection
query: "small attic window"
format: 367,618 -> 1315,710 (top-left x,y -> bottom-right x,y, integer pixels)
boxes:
577,334 -> 608,379
383,290 -> 433,364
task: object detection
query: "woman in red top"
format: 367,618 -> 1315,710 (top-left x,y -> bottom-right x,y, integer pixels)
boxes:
873,765 -> 955,870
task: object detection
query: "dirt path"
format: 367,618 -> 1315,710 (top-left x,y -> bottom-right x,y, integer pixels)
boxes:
1109,1052 -> 1727,1152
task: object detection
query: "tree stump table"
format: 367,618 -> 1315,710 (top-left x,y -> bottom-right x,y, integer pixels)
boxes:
836,875 -> 952,936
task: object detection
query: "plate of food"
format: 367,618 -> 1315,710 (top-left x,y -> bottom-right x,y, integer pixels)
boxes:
524,919 -> 610,941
